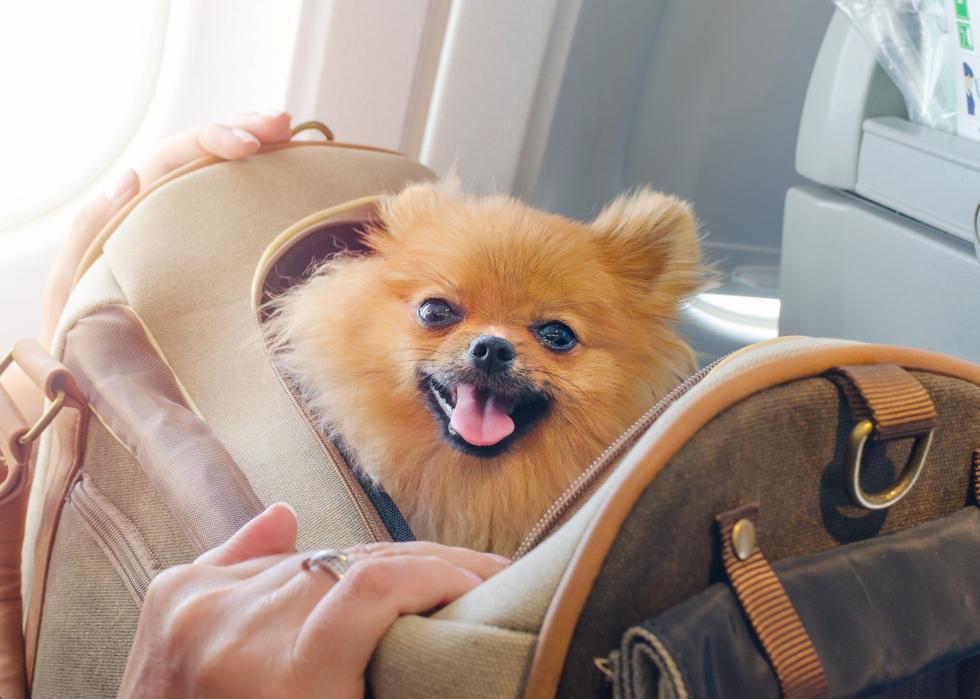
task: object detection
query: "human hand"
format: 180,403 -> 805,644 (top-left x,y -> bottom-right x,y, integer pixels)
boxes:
117,504 -> 508,699
2,113 -> 293,426
42,111 -> 294,348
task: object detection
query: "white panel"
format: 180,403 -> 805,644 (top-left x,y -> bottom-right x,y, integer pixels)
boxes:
857,116 -> 980,244
622,0 -> 832,254
533,0 -> 833,298
147,0 -> 304,135
795,9 -> 906,191
780,185 -> 980,362
509,0 -> 583,199
288,0 -> 435,150
420,0 -> 570,194
532,0 -> 663,216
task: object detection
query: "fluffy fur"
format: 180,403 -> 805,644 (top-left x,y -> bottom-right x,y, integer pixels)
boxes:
265,180 -> 707,555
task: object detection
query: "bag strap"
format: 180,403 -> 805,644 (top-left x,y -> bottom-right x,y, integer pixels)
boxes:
716,504 -> 829,699
827,363 -> 937,440
715,364 -> 943,698
827,364 -> 937,510
0,340 -> 86,699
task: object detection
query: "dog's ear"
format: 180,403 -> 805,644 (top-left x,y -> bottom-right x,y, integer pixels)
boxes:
373,177 -> 462,243
591,188 -> 707,313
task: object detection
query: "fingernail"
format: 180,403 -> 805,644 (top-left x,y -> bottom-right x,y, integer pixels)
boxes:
484,553 -> 511,566
104,168 -> 137,201
232,128 -> 260,145
260,109 -> 288,118
463,570 -> 484,584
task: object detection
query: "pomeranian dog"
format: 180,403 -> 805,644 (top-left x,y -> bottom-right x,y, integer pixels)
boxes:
266,180 -> 705,555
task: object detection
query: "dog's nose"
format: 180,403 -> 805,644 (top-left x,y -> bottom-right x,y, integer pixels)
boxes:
469,335 -> 515,375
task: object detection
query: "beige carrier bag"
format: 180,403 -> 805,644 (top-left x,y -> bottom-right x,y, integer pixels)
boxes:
2,122 -> 980,699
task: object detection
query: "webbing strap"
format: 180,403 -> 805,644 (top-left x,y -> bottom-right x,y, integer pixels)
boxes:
828,364 -> 936,440
717,504 -> 828,699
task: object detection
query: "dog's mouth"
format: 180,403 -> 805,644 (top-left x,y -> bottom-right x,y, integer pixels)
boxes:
421,376 -> 550,458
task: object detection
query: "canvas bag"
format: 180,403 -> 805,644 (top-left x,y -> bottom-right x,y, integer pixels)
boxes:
1,123 -> 979,698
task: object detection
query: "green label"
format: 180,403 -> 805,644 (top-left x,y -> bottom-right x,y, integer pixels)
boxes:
956,0 -> 971,20
959,21 -> 975,50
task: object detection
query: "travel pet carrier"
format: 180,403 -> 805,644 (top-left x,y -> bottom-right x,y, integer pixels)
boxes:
1,122 -> 979,699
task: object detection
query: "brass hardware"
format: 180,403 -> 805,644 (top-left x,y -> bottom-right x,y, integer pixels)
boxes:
593,657 -> 614,680
1,347 -> 68,446
843,418 -> 932,510
19,391 -> 66,445
291,120 -> 335,141
732,518 -> 757,560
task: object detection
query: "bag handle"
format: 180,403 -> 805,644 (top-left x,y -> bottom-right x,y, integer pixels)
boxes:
0,340 -> 85,699
290,120 -> 335,141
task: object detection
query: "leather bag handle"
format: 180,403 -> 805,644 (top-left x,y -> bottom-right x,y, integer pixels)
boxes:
0,340 -> 85,699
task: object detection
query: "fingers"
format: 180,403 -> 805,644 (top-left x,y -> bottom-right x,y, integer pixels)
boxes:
248,540 -> 508,595
232,111 -> 294,143
42,111 -> 291,347
293,555 -> 484,679
195,503 -> 298,566
347,541 -> 510,581
137,111 -> 292,188
243,540 -> 508,600
235,541 -> 507,646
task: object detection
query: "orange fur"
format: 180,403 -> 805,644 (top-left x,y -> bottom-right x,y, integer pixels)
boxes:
265,180 -> 707,555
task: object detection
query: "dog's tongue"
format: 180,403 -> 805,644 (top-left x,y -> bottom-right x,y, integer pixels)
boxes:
450,383 -> 515,446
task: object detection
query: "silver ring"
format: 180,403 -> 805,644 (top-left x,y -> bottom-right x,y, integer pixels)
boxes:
302,549 -> 355,581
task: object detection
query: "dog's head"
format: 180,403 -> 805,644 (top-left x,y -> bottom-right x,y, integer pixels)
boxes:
266,180 -> 706,548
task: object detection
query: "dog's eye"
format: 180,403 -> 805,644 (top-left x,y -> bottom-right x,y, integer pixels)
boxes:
536,322 -> 577,351
418,299 -> 461,327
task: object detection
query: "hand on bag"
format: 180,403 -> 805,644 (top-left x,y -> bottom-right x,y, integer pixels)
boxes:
41,111 -> 294,348
117,503 -> 508,699
3,113 -> 293,426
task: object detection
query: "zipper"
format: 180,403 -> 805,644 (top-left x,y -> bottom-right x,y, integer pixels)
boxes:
70,475 -> 161,603
512,356 -> 727,559
254,207 -> 401,543
268,360 -> 392,542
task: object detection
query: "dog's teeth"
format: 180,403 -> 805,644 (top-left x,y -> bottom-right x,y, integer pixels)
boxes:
429,379 -> 454,418
448,425 -> 457,437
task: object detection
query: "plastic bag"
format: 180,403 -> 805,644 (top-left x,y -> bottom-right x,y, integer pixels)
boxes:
835,0 -> 957,131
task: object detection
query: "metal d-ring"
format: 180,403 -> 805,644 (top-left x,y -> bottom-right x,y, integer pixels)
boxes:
843,419 -> 933,510
19,391 -> 66,445
1,348 -> 68,447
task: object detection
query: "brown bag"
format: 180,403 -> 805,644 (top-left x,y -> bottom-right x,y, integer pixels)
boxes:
2,122 -> 980,698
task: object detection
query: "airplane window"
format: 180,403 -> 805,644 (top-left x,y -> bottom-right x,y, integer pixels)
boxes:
0,1 -> 169,231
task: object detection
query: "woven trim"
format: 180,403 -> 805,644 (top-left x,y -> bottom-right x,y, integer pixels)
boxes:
627,627 -> 688,699
828,364 -> 937,440
717,504 -> 828,699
